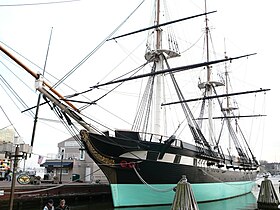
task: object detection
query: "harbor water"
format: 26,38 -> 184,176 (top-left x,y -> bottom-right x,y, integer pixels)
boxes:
9,176 -> 280,210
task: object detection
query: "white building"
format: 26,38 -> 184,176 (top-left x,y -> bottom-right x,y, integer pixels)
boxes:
40,136 -> 108,183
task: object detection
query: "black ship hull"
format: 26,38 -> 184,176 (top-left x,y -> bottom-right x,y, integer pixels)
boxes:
80,130 -> 258,207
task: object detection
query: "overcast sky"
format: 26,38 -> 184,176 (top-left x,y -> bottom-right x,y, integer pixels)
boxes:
0,0 -> 279,168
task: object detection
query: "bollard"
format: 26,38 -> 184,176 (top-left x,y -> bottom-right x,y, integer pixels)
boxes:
257,175 -> 280,210
171,175 -> 199,210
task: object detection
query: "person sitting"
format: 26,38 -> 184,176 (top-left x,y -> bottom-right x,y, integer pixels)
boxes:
55,199 -> 70,210
43,199 -> 55,210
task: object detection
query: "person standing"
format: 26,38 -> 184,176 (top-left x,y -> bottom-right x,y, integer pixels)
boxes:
55,199 -> 70,210
4,168 -> 11,181
43,199 -> 55,210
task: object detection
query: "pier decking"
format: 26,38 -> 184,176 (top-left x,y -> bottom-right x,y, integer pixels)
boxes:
0,180 -> 111,208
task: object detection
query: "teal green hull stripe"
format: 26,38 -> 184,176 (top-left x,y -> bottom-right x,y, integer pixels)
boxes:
110,181 -> 255,207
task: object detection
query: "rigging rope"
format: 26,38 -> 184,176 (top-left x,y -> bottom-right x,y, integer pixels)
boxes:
0,40 -> 80,95
0,0 -> 81,7
52,0 -> 146,89
0,105 -> 21,137
79,62 -> 149,111
132,63 -> 156,132
163,56 -> 211,151
212,85 -> 250,162
0,74 -> 35,118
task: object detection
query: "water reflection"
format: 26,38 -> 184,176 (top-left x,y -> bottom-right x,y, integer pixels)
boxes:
198,193 -> 257,210
114,206 -> 170,210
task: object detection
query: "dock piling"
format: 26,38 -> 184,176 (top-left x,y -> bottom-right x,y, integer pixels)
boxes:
171,175 -> 199,210
257,175 -> 280,210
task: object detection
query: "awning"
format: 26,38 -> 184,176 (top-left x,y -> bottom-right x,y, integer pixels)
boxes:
40,161 -> 73,168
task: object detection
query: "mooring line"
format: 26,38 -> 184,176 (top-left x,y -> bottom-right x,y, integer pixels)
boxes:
132,166 -> 174,192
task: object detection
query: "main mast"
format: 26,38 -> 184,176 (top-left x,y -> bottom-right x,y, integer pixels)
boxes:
198,0 -> 224,146
204,1 -> 215,146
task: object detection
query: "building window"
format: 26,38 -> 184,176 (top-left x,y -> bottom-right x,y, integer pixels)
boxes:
55,168 -> 69,175
80,149 -> 85,160
62,168 -> 69,174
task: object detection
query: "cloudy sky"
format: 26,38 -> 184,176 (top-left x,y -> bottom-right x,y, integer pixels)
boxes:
0,0 -> 279,167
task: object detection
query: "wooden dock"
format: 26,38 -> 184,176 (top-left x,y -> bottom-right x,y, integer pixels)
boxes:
0,180 -> 111,208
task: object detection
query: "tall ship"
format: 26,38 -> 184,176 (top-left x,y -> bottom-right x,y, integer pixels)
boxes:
0,0 -> 269,208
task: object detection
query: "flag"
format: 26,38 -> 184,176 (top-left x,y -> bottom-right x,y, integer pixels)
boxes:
37,155 -> 45,165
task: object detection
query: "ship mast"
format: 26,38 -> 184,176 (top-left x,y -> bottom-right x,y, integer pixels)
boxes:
198,0 -> 224,146
224,43 -> 231,152
155,0 -> 161,50
153,0 -> 163,136
222,40 -> 238,153
150,0 -> 180,136
135,0 -> 180,137
204,0 -> 214,145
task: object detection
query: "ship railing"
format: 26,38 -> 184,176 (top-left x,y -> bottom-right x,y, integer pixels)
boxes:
138,132 -> 182,148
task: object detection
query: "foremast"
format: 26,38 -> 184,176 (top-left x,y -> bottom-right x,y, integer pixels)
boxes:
153,0 -> 163,137
140,0 -> 180,138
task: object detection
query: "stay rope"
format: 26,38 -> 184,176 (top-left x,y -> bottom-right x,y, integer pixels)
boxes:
53,0 -> 146,89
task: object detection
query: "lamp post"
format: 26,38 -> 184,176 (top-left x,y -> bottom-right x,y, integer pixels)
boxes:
7,143 -> 32,210
59,149 -> 64,184
8,145 -> 18,210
